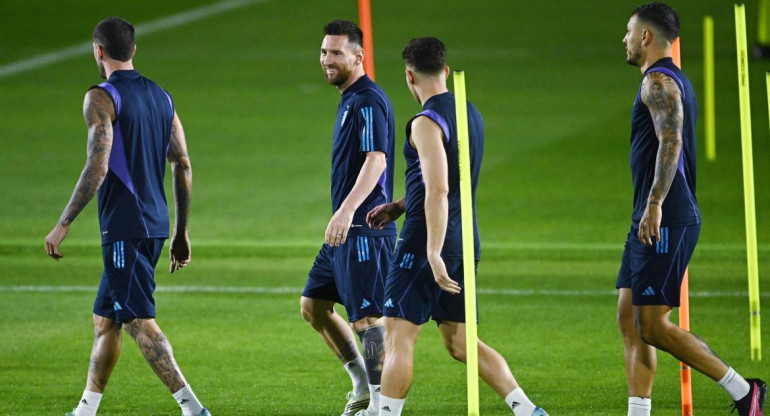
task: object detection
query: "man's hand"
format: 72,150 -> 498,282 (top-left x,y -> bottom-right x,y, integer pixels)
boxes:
45,224 -> 70,261
638,202 -> 662,245
325,207 -> 354,247
428,253 -> 461,295
169,231 -> 191,273
366,202 -> 403,230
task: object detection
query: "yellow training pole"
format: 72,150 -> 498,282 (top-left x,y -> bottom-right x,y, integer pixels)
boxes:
734,3 -> 762,361
454,70 -> 480,416
704,16 -> 716,161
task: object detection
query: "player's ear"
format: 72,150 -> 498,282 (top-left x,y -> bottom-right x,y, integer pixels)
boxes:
444,66 -> 450,78
405,68 -> 415,84
131,44 -> 136,59
356,47 -> 365,66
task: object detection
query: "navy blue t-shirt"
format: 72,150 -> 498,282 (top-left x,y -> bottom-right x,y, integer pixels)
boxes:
629,57 -> 700,226
93,70 -> 174,244
401,92 -> 483,260
331,75 -> 397,237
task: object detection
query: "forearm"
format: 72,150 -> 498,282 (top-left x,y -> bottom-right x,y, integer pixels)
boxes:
339,154 -> 386,213
171,157 -> 192,233
58,163 -> 108,226
393,197 -> 406,214
648,136 -> 682,206
424,190 -> 448,258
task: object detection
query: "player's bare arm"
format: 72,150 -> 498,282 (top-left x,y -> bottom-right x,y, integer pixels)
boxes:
366,197 -> 406,230
637,71 -> 683,246
412,117 -> 459,295
325,151 -> 386,247
167,112 -> 192,273
45,88 -> 115,260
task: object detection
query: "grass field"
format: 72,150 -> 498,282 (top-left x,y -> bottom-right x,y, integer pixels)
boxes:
1,0 -> 769,415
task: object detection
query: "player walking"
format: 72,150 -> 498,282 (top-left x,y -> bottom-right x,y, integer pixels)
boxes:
300,20 -> 397,416
366,37 -> 549,416
617,4 -> 765,415
44,17 -> 211,416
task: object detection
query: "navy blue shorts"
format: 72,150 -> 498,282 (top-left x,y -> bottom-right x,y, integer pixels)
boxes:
616,223 -> 700,307
383,247 -> 474,326
94,238 -> 165,323
302,235 -> 395,323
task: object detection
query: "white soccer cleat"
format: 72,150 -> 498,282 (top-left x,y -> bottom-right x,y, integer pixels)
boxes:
341,391 -> 370,416
354,409 -> 374,416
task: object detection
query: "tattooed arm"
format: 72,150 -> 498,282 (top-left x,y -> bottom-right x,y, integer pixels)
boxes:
45,88 -> 114,260
167,112 -> 193,273
637,71 -> 684,245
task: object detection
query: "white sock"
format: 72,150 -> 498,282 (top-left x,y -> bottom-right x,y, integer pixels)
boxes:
505,388 -> 536,416
344,357 -> 369,396
718,367 -> 751,401
173,385 -> 204,416
379,394 -> 405,416
628,397 -> 651,416
367,384 -> 381,411
73,390 -> 102,416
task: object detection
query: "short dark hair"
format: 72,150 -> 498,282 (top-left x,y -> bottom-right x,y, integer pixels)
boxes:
632,3 -> 680,41
324,20 -> 363,48
93,17 -> 135,62
402,37 -> 446,75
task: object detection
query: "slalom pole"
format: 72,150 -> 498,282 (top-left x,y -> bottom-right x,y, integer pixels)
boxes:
734,2 -> 762,361
357,0 -> 375,80
670,38 -> 694,416
454,70 -> 480,416
704,16 -> 716,161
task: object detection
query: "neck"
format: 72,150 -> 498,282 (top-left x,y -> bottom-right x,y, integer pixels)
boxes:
640,48 -> 670,73
103,59 -> 134,79
416,81 -> 449,106
337,66 -> 366,94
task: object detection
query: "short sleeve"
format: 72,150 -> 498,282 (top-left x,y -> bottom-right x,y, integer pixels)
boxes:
356,94 -> 390,154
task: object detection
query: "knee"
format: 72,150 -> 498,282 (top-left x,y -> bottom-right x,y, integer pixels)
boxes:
635,318 -> 664,347
617,307 -> 636,337
443,337 -> 466,363
93,315 -> 120,337
300,297 -> 330,328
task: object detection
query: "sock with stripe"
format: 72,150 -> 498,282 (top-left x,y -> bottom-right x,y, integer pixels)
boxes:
73,390 -> 102,416
344,356 -> 369,396
173,385 -> 204,416
379,395 -> 405,416
718,367 -> 751,401
505,388 -> 536,416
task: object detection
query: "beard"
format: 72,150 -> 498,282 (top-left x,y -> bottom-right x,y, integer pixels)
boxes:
625,49 -> 641,67
324,64 -> 353,87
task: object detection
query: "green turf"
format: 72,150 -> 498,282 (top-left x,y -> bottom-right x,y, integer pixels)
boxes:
1,0 -> 769,415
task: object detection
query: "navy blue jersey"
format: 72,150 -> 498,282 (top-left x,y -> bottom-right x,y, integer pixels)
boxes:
93,70 -> 174,244
402,92 -> 483,259
331,75 -> 397,237
630,57 -> 700,226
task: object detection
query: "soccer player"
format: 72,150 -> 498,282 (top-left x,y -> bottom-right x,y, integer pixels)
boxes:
44,17 -> 210,416
300,20 -> 397,416
366,37 -> 549,416
617,4 -> 766,416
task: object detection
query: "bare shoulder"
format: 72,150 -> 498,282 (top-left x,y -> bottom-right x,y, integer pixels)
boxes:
82,88 -> 115,124
640,71 -> 681,108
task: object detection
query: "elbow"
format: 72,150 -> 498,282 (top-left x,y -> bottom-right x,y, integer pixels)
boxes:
425,185 -> 449,198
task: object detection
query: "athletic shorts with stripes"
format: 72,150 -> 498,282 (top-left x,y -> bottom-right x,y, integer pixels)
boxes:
616,222 -> 700,307
94,238 -> 165,323
302,235 -> 395,323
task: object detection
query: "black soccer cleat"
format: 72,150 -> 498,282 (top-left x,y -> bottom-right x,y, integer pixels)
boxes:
732,378 -> 766,416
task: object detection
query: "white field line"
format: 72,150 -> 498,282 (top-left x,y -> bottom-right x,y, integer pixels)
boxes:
0,0 -> 268,78
1,285 -> 767,298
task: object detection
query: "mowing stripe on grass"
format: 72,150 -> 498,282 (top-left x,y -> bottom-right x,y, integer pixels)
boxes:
0,0 -> 271,79
2,285 -> 767,298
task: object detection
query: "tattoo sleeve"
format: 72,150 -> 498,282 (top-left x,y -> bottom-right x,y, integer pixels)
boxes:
125,319 -> 186,392
640,72 -> 684,206
167,113 -> 192,233
57,89 -> 114,226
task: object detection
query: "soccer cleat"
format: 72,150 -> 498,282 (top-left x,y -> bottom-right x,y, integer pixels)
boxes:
354,410 -> 373,416
65,411 -> 76,416
531,407 -> 550,416
341,391 -> 370,416
732,378 -> 767,416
